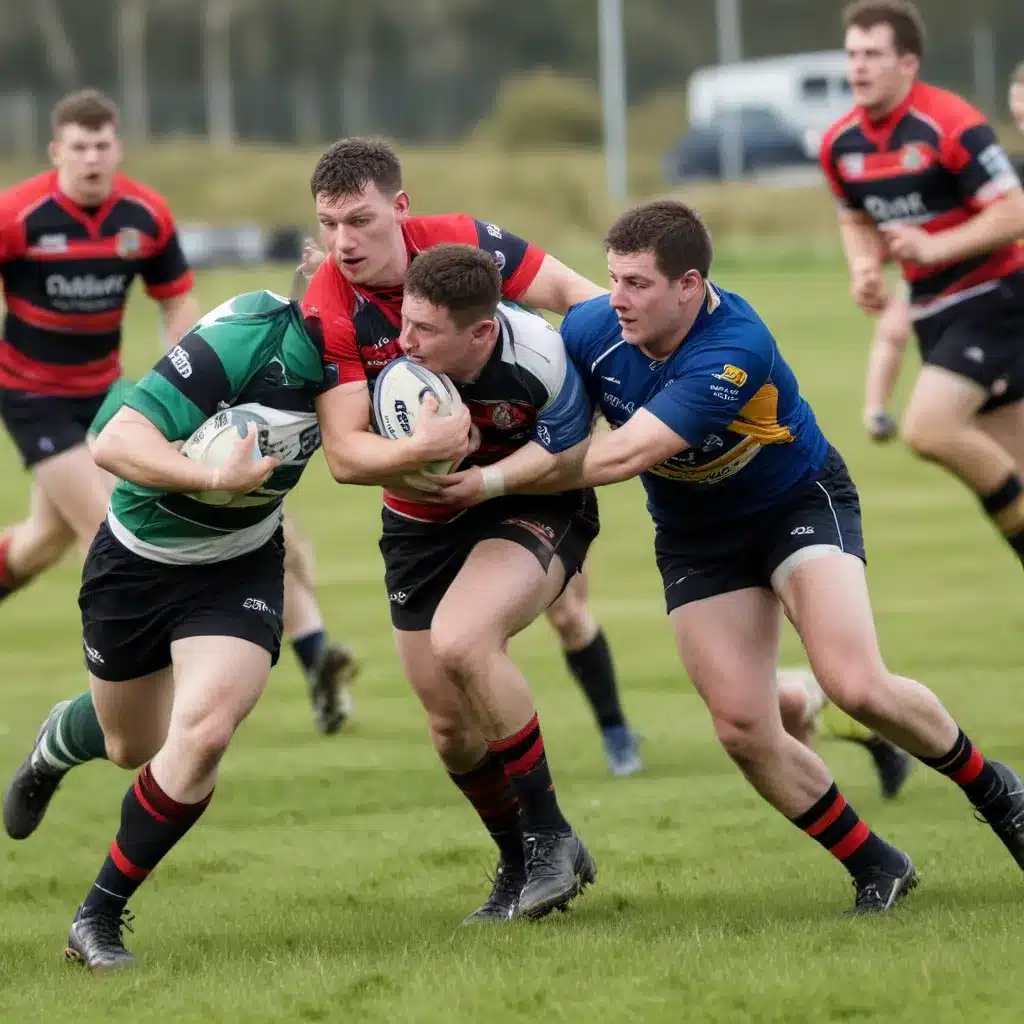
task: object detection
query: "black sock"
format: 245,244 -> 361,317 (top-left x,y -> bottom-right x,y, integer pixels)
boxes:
448,753 -> 524,867
564,629 -> 626,730
490,714 -> 570,835
791,783 -> 906,880
916,728 -> 1012,816
980,473 -> 1024,565
81,763 -> 212,917
292,629 -> 326,675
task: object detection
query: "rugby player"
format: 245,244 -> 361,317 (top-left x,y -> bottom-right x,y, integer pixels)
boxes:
861,58 -> 1024,444
435,200 -> 1024,913
297,189 -> 642,777
0,90 -> 199,601
86,374 -> 358,736
819,2 -> 1024,566
1,289 -> 467,970
306,143 -> 608,921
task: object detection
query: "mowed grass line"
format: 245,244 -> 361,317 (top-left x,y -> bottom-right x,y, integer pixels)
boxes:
0,263 -> 1021,1022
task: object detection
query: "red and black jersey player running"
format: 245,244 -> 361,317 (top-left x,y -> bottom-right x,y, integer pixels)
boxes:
820,1 -> 1024,569
303,137 -> 633,921
0,89 -> 199,603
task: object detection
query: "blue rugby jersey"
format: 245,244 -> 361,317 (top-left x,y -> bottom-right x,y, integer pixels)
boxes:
560,286 -> 829,530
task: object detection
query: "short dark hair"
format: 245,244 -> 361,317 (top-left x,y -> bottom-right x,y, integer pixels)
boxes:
843,0 -> 926,58
604,200 -> 713,279
404,245 -> 502,329
51,89 -> 119,136
310,137 -> 402,200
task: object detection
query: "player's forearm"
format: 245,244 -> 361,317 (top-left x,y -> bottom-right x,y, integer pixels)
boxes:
864,338 -> 905,413
928,194 -> 1024,263
839,216 -> 885,274
322,431 -> 436,486
159,293 -> 201,349
93,418 -> 216,492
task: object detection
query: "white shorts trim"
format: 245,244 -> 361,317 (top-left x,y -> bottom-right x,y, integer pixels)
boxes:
770,544 -> 844,591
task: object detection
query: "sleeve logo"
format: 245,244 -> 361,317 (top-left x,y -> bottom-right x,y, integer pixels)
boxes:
168,345 -> 193,378
713,364 -> 747,387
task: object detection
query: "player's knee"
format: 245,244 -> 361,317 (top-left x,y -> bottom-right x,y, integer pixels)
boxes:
172,710 -> 236,770
546,596 -> 595,650
103,734 -> 153,771
899,415 -> 947,460
813,664 -> 887,723
430,621 -> 494,683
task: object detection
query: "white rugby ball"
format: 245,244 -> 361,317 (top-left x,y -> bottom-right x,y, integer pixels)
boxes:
180,409 -> 267,506
372,358 -> 465,475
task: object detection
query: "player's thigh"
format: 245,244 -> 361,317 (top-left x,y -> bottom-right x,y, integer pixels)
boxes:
89,667 -> 175,768
978,397 -> 1024,468
773,552 -> 887,715
33,444 -> 111,544
167,635 -> 273,748
434,492 -> 599,645
669,587 -> 782,725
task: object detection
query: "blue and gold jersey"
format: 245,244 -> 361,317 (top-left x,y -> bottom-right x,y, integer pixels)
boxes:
560,286 -> 829,530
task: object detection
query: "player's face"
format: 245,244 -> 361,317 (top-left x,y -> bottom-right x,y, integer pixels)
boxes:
844,25 -> 918,116
315,184 -> 410,288
607,250 -> 702,352
49,122 -> 122,206
399,294 -> 496,378
1010,82 -> 1024,135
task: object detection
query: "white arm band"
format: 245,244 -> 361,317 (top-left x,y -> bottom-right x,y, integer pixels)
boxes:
480,465 -> 506,499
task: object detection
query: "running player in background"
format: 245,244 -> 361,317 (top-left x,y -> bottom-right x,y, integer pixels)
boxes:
298,144 -> 641,776
820,2 -> 1024,567
437,200 -> 1024,913
0,90 -> 199,602
3,290 -> 338,970
861,58 -> 1024,444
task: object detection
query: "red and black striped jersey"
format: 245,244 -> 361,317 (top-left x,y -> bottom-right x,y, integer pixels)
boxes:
819,81 -> 1024,319
303,213 -> 545,388
0,170 -> 194,396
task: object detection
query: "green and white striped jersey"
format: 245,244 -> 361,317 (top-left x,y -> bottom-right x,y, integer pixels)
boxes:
102,290 -> 325,564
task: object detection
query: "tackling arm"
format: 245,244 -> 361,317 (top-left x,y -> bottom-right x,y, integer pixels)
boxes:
519,254 -> 607,316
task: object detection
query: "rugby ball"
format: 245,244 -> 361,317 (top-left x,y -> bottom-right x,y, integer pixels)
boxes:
180,409 -> 267,506
372,358 -> 465,474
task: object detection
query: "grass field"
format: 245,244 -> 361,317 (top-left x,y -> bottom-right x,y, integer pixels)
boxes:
1,258 -> 1022,1023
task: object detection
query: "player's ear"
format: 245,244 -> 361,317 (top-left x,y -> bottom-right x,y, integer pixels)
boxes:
47,139 -> 59,167
393,190 -> 411,220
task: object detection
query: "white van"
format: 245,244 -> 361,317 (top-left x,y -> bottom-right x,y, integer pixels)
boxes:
687,51 -> 852,135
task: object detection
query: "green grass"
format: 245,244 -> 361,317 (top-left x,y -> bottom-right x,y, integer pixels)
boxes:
1,261 -> 1023,1022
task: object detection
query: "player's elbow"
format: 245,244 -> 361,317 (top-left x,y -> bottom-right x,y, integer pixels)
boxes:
90,425 -> 128,475
322,445 -> 360,484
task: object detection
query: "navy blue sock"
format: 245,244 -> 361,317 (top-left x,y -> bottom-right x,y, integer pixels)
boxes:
292,630 -> 326,675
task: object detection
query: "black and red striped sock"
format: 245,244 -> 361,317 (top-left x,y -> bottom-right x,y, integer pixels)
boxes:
917,729 -> 1012,816
791,783 -> 906,879
489,714 -> 570,835
81,763 -> 213,916
449,752 -> 524,867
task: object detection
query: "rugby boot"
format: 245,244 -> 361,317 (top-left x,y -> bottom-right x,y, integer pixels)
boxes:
978,761 -> 1024,869
846,854 -> 918,915
461,858 -> 526,925
602,725 -> 644,778
516,830 -> 596,919
3,700 -> 70,839
64,907 -> 136,972
309,643 -> 358,735
859,735 -> 914,800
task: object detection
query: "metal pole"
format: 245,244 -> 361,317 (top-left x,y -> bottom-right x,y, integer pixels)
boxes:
715,0 -> 744,181
971,20 -> 997,118
598,0 -> 628,205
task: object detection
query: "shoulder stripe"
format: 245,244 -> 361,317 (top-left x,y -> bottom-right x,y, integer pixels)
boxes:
591,340 -> 626,373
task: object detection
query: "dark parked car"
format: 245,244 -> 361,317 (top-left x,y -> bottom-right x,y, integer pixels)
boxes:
664,107 -> 815,182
